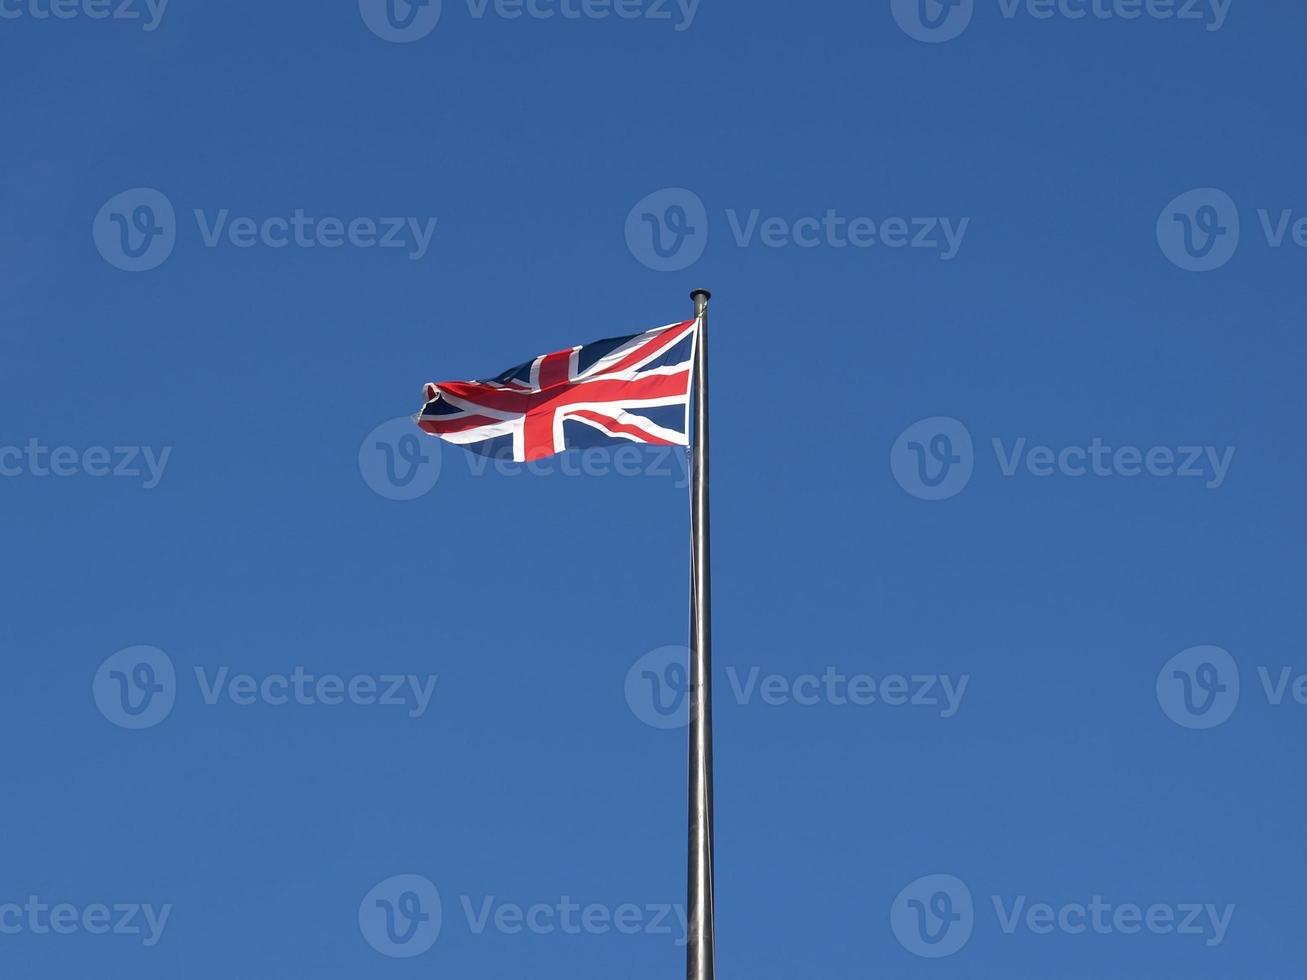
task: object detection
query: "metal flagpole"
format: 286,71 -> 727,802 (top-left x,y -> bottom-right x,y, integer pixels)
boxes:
687,287 -> 715,980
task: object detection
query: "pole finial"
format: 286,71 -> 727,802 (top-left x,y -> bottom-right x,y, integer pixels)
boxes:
690,288 -> 712,303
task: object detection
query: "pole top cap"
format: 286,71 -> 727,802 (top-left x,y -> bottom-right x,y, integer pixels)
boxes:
689,288 -> 712,302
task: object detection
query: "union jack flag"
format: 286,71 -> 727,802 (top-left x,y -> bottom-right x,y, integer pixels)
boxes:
415,318 -> 697,462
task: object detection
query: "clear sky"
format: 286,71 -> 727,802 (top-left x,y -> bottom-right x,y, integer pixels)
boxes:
3,0 -> 1305,976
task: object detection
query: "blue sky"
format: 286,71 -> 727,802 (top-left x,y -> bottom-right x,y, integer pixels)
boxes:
3,0 -> 1306,976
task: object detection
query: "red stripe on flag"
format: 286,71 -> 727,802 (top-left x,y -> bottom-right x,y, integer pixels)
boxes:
600,319 -> 695,377
566,409 -> 676,446
533,371 -> 689,410
435,382 -> 533,412
538,350 -> 574,390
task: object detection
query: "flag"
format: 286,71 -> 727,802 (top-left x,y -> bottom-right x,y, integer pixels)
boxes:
415,318 -> 697,462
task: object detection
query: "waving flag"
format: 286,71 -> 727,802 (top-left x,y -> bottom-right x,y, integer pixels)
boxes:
411,290 -> 718,980
415,318 -> 697,462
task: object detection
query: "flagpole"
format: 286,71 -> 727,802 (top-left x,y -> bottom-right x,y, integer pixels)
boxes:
687,287 -> 715,980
